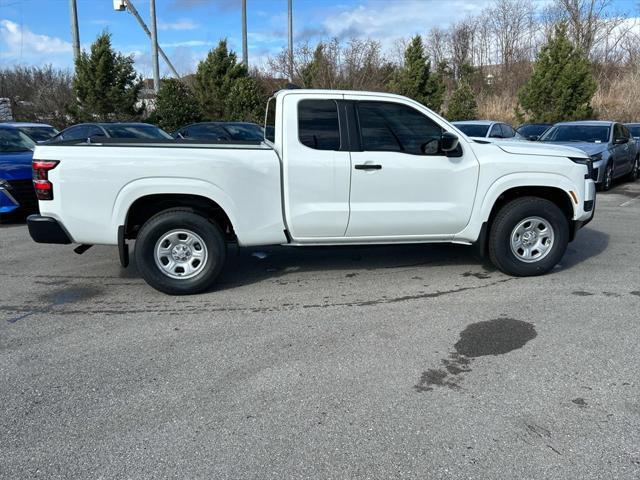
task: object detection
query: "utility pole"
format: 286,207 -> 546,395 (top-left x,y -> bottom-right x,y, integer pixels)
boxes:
288,0 -> 293,81
149,0 -> 160,93
120,0 -> 180,79
241,0 -> 248,67
69,0 -> 80,64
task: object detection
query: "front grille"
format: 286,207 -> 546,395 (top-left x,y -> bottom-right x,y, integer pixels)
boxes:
7,180 -> 39,213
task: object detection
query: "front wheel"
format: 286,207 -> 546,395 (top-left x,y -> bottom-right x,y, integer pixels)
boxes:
626,156 -> 639,182
599,162 -> 613,191
488,197 -> 569,277
135,208 -> 226,295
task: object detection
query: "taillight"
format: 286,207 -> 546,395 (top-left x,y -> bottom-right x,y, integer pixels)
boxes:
32,160 -> 59,200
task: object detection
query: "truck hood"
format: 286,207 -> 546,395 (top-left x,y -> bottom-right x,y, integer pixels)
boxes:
489,139 -> 589,159
0,150 -> 33,181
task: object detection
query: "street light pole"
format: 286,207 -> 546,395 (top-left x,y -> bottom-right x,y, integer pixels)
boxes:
149,0 -> 160,93
69,0 -> 81,64
288,0 -> 293,81
241,0 -> 248,67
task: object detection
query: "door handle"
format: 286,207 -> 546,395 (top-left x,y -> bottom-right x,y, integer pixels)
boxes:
354,164 -> 382,170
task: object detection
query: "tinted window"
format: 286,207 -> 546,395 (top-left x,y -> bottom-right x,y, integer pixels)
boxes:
185,124 -> 230,140
517,124 -> 550,138
540,125 -> 610,143
455,123 -> 490,137
62,125 -> 88,141
221,123 -> 264,141
502,124 -> 516,138
488,124 -> 503,138
87,125 -> 106,138
357,101 -> 442,155
19,126 -> 58,142
613,123 -> 624,140
627,125 -> 640,137
103,125 -> 171,139
621,125 -> 632,139
265,97 -> 276,143
0,128 -> 35,152
298,99 -> 340,150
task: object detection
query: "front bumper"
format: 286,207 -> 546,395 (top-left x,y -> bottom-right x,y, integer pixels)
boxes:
27,215 -> 72,244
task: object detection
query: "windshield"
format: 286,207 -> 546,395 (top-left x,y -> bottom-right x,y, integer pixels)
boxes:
454,123 -> 489,137
540,125 -> 610,143
626,125 -> 640,137
103,125 -> 172,139
222,123 -> 264,141
19,126 -> 58,142
0,128 -> 35,153
517,124 -> 549,138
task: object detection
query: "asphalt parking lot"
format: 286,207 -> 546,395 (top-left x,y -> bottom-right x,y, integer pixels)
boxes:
1,182 -> 639,479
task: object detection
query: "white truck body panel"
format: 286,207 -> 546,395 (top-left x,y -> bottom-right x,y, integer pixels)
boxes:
33,89 -> 595,250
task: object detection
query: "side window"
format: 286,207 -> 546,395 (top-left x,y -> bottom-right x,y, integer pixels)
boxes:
63,125 -> 88,141
298,99 -> 340,150
614,124 -> 624,140
502,124 -> 515,138
622,125 -> 632,139
357,101 -> 443,155
265,97 -> 276,143
87,126 -> 106,138
488,124 -> 500,138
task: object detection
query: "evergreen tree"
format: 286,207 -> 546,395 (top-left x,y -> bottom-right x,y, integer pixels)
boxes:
154,79 -> 202,132
388,35 -> 445,112
224,76 -> 267,123
194,40 -> 248,120
517,23 -> 597,122
446,81 -> 478,121
71,32 -> 142,121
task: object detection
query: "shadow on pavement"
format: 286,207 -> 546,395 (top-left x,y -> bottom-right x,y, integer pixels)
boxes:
561,227 -> 609,270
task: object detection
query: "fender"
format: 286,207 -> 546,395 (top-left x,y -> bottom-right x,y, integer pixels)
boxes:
111,177 -> 239,240
454,172 -> 578,244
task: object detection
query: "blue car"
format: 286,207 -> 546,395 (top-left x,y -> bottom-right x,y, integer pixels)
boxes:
0,125 -> 38,221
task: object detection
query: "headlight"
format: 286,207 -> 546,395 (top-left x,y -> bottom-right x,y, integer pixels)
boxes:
569,157 -> 594,180
590,152 -> 603,162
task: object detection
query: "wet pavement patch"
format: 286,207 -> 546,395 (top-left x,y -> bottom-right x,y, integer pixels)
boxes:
415,318 -> 537,392
572,291 -> 594,297
40,286 -> 103,306
454,318 -> 537,357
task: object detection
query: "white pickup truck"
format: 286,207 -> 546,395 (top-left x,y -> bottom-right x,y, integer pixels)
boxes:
28,89 -> 596,294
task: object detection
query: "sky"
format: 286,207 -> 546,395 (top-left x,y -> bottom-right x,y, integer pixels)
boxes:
0,0 -> 638,76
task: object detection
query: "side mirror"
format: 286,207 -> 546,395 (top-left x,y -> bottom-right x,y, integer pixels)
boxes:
528,135 -> 539,141
440,132 -> 459,152
614,136 -> 629,145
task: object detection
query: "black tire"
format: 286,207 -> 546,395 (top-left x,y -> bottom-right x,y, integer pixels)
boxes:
625,155 -> 639,182
135,208 -> 226,295
599,162 -> 613,191
488,197 -> 569,277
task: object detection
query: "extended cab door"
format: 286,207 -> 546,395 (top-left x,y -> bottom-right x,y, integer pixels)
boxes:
281,94 -> 351,238
344,97 -> 479,237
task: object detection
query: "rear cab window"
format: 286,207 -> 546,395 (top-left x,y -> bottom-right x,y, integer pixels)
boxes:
297,99 -> 340,151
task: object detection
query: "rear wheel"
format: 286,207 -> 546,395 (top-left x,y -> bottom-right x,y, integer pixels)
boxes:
488,197 -> 569,277
135,208 -> 226,295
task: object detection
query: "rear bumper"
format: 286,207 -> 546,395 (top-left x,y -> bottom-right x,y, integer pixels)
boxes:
27,215 -> 72,244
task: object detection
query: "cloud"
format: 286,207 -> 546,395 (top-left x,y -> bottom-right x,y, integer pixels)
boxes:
158,18 -> 199,31
159,39 -> 215,48
0,19 -> 72,66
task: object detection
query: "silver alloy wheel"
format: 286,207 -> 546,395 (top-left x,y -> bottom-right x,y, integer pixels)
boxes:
154,229 -> 208,279
634,157 -> 640,179
510,216 -> 555,263
604,164 -> 613,189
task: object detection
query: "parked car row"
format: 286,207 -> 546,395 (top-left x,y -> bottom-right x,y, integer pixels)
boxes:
0,120 -> 266,222
453,118 -> 640,191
